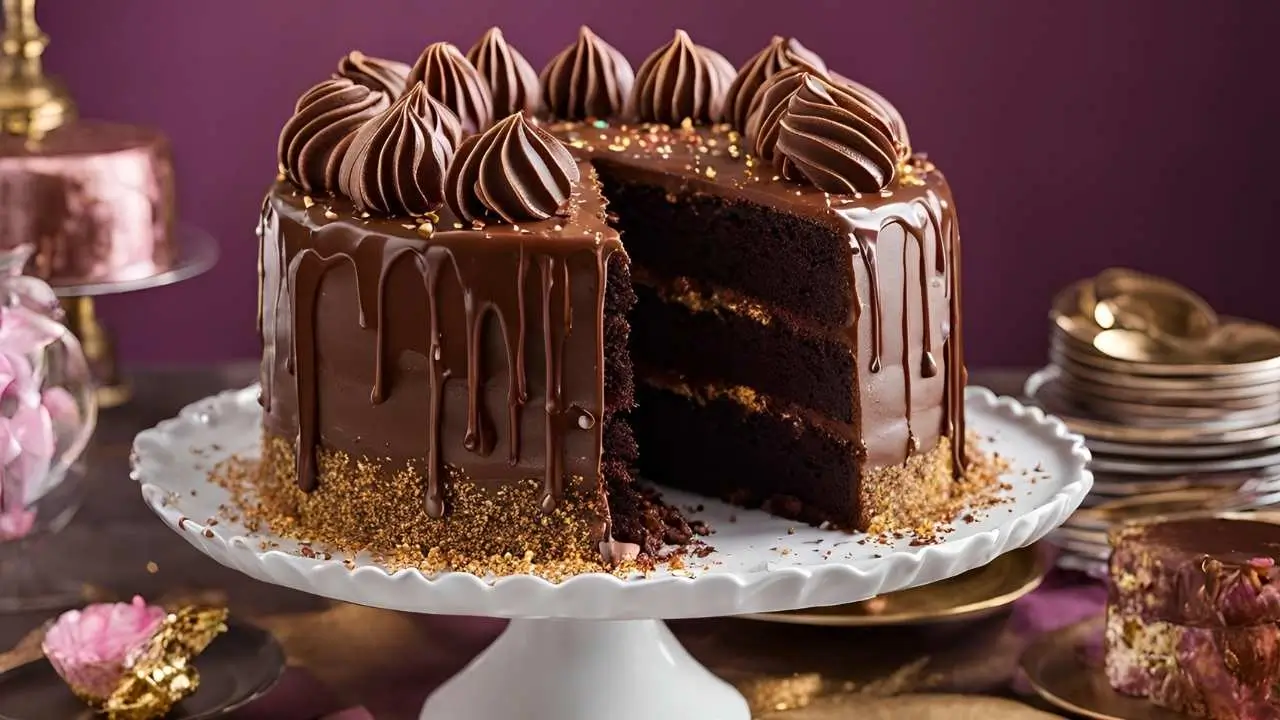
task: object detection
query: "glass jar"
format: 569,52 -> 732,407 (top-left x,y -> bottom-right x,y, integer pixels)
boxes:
0,244 -> 98,611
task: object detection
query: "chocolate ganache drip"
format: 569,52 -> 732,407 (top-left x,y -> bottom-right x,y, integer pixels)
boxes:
756,72 -> 900,193
446,113 -> 580,224
336,51 -> 412,98
724,36 -> 826,130
407,41 -> 495,135
540,26 -> 634,121
278,78 -> 389,195
466,27 -> 540,119
337,83 -> 457,216
632,30 -> 735,125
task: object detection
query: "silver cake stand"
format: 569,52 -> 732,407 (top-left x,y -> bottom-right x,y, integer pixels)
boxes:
132,387 -> 1091,720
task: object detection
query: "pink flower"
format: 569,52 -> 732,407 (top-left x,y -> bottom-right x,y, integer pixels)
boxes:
0,310 -> 64,542
42,596 -> 167,702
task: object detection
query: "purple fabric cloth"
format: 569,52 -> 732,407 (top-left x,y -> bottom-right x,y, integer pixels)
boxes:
232,571 -> 1107,718
1009,570 -> 1107,694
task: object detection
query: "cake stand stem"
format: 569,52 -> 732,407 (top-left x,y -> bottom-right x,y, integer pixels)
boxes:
419,618 -> 750,720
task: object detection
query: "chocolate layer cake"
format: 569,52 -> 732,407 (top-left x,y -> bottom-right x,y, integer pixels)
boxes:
253,27 -> 971,577
1105,518 -> 1280,718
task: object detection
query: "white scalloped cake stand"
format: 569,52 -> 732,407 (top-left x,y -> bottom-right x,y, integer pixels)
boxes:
131,386 -> 1091,720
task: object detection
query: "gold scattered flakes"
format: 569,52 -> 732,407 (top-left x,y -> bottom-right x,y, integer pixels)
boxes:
145,561 -> 159,574
101,606 -> 229,719
323,209 -> 338,220
704,166 -> 717,179
302,196 -> 315,209
417,221 -> 435,237
208,435 -> 654,582
607,144 -> 626,152
680,118 -> 694,131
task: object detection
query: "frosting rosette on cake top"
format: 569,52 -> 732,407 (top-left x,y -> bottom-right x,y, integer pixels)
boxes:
749,70 -> 903,193
467,27 -> 540,119
540,26 -> 634,121
632,30 -> 735,125
336,51 -> 412,98
41,596 -> 229,720
446,112 -> 580,224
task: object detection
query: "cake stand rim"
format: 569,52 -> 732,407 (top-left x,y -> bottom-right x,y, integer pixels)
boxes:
131,384 -> 1093,620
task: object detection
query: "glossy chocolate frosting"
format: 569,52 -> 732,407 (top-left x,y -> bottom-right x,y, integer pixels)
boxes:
336,51 -> 412,98
337,83 -> 456,216
260,161 -> 619,525
278,78 -> 388,195
539,26 -> 634,121
771,73 -> 900,193
631,30 -> 734,125
407,42 -> 494,135
466,27 -> 540,119
724,36 -> 827,130
446,112 -> 579,224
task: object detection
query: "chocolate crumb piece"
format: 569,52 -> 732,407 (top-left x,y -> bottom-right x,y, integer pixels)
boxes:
202,529 -> 214,538
786,527 -> 796,535
728,514 -> 737,523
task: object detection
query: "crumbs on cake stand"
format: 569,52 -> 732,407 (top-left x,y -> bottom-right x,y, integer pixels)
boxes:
203,452 -> 712,583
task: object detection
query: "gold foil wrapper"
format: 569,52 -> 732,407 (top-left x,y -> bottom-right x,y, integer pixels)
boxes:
99,606 -> 229,720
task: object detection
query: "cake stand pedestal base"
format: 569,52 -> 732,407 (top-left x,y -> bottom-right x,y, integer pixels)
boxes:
420,618 -> 749,720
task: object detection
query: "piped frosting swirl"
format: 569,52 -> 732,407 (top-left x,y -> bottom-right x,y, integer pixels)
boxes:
540,26 -> 634,121
829,70 -> 912,163
446,112 -> 580,224
745,65 -> 813,162
724,36 -> 826,130
337,83 -> 457,216
336,51 -> 412,98
407,42 -> 495,135
761,73 -> 902,193
466,27 -> 540,119
631,30 -> 734,125
278,78 -> 389,195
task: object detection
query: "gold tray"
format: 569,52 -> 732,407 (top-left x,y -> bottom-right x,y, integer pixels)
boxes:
741,545 -> 1047,627
1020,615 -> 1186,720
758,693 -> 1060,719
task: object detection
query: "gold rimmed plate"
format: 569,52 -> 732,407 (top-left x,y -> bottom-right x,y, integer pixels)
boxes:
1020,615 -> 1186,720
1057,370 -> 1280,410
740,545 -> 1046,627
1067,489 -> 1280,533
1054,356 -> 1280,398
1049,325 -> 1280,378
1025,367 -> 1280,445
758,693 -> 1062,719
1085,434 -> 1280,460
0,620 -> 285,720
1051,343 -> 1280,391
1088,447 -> 1280,476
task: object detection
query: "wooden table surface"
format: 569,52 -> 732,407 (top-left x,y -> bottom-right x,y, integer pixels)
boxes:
1,364 -> 1057,719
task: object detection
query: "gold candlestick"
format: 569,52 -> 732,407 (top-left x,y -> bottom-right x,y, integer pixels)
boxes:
1,0 -> 130,408
0,0 -> 73,137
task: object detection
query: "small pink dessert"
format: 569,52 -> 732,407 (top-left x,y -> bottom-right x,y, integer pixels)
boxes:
41,596 -> 166,703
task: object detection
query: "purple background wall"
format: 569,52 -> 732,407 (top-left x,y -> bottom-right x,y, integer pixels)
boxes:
38,0 -> 1280,368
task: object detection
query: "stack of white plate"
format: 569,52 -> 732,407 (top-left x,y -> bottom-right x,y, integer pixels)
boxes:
1024,269 -> 1280,572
